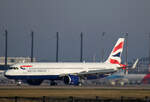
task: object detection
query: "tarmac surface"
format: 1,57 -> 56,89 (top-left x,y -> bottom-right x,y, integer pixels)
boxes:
1,85 -> 150,99
0,85 -> 150,89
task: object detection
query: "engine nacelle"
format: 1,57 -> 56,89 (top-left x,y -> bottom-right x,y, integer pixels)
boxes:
26,79 -> 43,85
64,75 -> 79,85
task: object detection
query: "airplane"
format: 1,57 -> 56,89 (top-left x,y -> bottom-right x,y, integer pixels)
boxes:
4,38 -> 125,86
104,71 -> 150,86
103,59 -> 150,86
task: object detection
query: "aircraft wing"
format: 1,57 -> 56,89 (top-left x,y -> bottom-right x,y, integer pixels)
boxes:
59,69 -> 116,77
78,69 -> 116,75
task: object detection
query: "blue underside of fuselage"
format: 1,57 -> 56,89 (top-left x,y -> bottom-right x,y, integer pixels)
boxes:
5,74 -> 109,80
5,75 -> 61,80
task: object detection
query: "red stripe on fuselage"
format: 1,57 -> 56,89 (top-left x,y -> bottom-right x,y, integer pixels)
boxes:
20,65 -> 32,68
113,42 -> 124,53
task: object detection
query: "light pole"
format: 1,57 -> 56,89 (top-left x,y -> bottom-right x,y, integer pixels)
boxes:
4,30 -> 8,66
101,32 -> 105,62
56,32 -> 59,62
125,32 -> 128,66
30,31 -> 34,62
148,33 -> 150,66
80,32 -> 83,62
125,32 -> 128,74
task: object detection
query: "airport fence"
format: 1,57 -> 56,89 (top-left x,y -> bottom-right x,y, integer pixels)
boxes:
0,96 -> 149,102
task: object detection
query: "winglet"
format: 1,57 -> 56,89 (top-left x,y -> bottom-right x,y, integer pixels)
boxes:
131,58 -> 139,69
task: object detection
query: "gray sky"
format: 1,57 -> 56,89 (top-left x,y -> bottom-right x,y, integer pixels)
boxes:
0,0 -> 150,62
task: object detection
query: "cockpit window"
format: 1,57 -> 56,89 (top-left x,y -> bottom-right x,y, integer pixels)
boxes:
9,67 -> 19,70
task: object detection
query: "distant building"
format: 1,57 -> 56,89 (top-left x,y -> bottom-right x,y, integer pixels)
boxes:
0,57 -> 36,65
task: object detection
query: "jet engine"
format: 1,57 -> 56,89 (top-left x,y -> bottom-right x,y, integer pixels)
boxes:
63,75 -> 79,85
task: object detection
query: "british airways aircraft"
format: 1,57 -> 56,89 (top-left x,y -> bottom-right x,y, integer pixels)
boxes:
4,38 -> 125,85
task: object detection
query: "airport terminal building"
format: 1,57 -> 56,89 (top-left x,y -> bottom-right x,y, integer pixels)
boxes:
0,57 -> 36,70
0,57 -> 36,65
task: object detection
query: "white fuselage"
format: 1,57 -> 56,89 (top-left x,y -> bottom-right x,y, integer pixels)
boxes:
5,62 -> 119,77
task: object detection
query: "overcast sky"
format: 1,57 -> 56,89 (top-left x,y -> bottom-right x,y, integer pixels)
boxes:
0,0 -> 150,62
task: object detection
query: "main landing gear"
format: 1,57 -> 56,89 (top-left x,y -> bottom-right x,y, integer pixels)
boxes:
16,80 -> 22,86
50,80 -> 57,86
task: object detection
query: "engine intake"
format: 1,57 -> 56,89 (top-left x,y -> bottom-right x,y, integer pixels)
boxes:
64,75 -> 79,85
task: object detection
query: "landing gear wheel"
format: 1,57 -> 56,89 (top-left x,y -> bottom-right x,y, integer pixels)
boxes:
78,82 -> 82,86
78,79 -> 85,86
16,80 -> 22,86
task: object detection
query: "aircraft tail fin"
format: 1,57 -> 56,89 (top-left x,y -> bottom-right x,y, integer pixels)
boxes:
105,38 -> 125,64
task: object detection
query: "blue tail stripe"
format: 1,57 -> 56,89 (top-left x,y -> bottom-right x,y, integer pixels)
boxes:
113,52 -> 121,57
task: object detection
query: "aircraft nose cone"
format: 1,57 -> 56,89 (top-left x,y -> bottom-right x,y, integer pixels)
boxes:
4,71 -> 7,76
4,70 -> 10,77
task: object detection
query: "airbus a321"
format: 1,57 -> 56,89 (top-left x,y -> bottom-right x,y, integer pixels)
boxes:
5,38 -> 125,86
